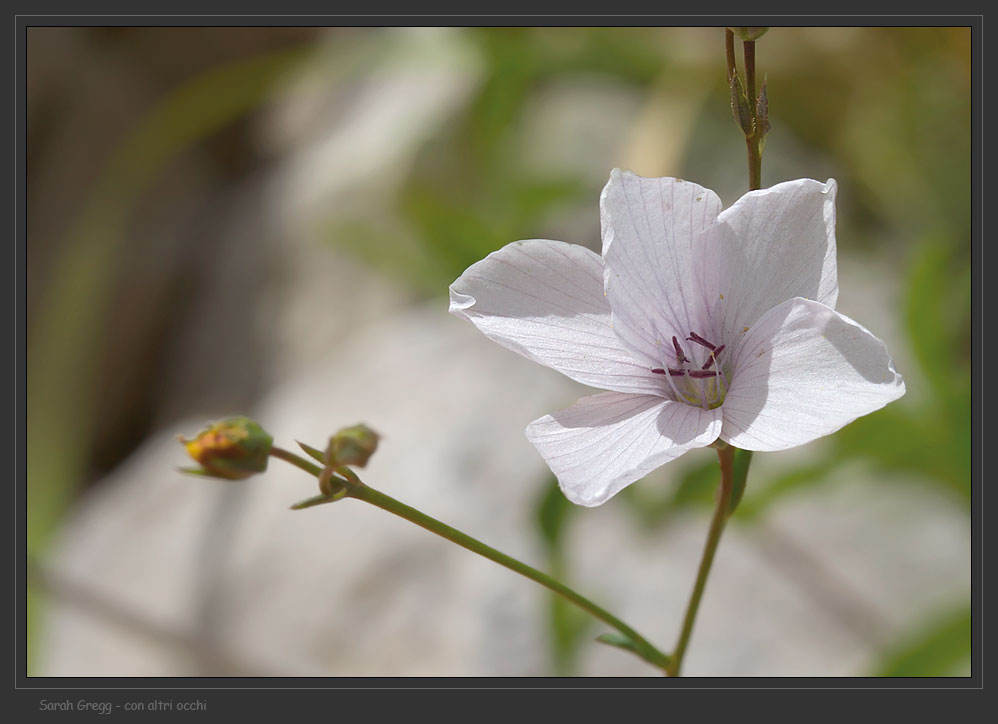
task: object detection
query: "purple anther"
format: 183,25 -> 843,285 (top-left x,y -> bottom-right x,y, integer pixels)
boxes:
687,332 -> 716,351
671,336 -> 688,363
688,370 -> 718,379
651,367 -> 686,377
701,345 -> 726,370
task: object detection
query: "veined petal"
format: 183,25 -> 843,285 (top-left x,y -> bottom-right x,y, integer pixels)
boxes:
526,392 -> 722,507
720,297 -> 905,451
600,169 -> 723,366
699,178 -> 839,344
449,239 -> 664,395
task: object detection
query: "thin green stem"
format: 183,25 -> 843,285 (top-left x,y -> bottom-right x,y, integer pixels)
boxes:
270,446 -> 323,477
665,444 -> 735,677
269,446 -> 671,671
348,482 -> 670,671
743,39 -> 762,191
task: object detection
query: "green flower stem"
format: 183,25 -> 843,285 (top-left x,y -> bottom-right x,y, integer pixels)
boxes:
269,447 -> 671,672
665,444 -> 736,677
726,28 -> 763,191
270,446 -> 324,478
743,39 -> 762,191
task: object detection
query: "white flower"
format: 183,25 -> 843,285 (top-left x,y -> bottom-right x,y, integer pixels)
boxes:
449,170 -> 905,506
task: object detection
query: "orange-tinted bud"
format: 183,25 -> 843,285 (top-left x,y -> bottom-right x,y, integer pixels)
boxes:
178,416 -> 273,480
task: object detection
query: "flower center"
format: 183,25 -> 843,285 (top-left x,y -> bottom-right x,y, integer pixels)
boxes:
651,332 -> 729,410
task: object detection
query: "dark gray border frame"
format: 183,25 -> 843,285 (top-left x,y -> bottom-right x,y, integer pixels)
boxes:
12,11 -> 985,715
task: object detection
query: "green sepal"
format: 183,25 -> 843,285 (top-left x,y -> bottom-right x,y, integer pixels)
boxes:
756,79 -> 770,135
178,466 -> 214,477
297,440 -> 327,464
729,71 -> 754,137
290,488 -> 349,510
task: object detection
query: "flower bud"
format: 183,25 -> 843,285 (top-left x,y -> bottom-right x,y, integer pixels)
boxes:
178,416 -> 273,480
728,27 -> 769,41
325,423 -> 380,468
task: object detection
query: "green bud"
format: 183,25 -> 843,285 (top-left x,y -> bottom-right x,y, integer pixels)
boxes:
728,27 -> 769,42
325,423 -> 380,468
178,416 -> 273,480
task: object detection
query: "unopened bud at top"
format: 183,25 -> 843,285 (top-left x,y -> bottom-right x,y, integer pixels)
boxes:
728,27 -> 769,41
325,423 -> 380,468
178,416 -> 273,480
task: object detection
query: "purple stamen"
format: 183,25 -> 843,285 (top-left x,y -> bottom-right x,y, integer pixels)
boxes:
671,336 -> 688,363
688,370 -> 717,379
651,367 -> 686,377
687,332 -> 716,351
701,344 -> 726,370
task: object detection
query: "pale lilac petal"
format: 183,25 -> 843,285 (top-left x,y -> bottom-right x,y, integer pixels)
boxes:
599,169 -> 723,366
699,178 -> 839,344
720,297 -> 905,451
449,239 -> 665,396
526,392 -> 722,507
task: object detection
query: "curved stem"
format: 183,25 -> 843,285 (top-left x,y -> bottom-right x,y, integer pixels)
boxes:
665,444 -> 735,677
269,447 -> 671,671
